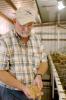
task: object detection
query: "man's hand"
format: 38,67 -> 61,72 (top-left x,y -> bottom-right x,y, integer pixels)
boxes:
33,75 -> 43,91
22,85 -> 35,99
22,84 -> 43,99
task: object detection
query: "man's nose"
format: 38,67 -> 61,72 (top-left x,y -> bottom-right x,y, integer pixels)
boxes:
21,27 -> 28,31
25,27 -> 28,30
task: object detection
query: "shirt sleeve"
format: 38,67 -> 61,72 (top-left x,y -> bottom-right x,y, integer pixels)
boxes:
35,34 -> 48,63
40,44 -> 48,62
0,39 -> 9,70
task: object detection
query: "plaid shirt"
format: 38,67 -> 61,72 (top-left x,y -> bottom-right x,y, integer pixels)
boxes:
0,30 -> 47,89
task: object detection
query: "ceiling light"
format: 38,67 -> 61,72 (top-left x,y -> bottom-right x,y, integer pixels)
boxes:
58,1 -> 65,10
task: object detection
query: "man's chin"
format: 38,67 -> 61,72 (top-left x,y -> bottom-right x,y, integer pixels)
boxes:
21,35 -> 30,38
21,33 -> 30,38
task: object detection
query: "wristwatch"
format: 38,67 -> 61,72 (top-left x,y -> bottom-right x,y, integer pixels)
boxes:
35,73 -> 42,78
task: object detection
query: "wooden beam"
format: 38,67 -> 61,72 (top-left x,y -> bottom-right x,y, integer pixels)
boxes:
0,11 -> 13,24
34,21 -> 66,27
5,0 -> 17,10
35,0 -> 42,22
41,4 -> 57,7
58,24 -> 66,29
42,39 -> 66,41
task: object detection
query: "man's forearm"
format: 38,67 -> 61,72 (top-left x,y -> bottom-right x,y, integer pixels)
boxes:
0,70 -> 24,91
37,62 -> 48,75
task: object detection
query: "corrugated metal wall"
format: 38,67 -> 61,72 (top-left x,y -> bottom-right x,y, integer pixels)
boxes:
33,25 -> 66,53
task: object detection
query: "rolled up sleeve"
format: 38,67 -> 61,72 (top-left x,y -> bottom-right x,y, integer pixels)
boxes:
40,44 -> 47,63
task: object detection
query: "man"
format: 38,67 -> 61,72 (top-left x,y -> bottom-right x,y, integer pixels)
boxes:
0,7 -> 48,100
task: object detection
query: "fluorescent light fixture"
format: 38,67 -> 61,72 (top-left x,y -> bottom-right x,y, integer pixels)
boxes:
58,1 -> 65,10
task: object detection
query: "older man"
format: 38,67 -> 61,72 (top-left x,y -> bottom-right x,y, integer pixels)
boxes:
0,7 -> 48,100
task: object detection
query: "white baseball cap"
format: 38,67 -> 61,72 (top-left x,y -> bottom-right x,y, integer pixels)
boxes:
16,7 -> 36,25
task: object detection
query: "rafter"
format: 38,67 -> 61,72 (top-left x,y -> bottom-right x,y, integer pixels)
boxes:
0,11 -> 13,24
5,0 -> 17,10
35,0 -> 42,22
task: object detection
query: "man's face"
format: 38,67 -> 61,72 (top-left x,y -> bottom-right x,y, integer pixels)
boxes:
15,20 -> 33,37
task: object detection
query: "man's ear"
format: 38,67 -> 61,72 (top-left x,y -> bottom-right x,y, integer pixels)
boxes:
13,18 -> 16,24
